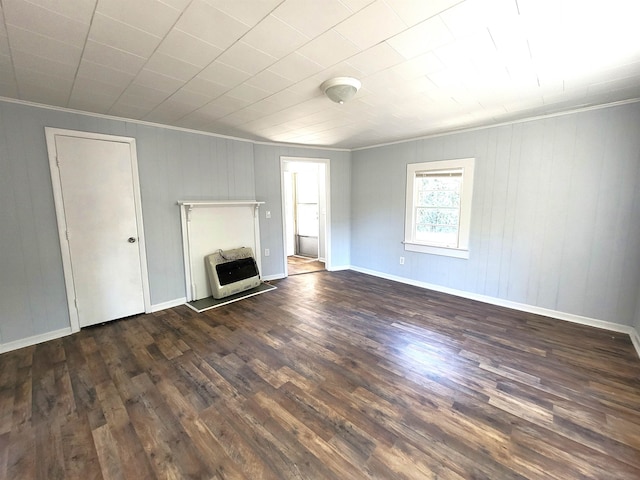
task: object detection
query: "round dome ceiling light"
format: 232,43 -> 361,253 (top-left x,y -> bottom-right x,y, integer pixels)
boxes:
320,77 -> 361,104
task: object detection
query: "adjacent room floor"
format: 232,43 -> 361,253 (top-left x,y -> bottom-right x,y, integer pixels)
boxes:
287,255 -> 325,275
1,270 -> 639,479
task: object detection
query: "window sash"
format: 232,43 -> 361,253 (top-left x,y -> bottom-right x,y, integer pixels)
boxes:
405,158 -> 475,258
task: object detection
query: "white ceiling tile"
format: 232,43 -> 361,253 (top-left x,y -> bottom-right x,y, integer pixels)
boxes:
157,29 -> 223,68
116,84 -> 170,109
165,88 -> 215,109
260,87 -> 309,110
144,101 -> 194,123
267,53 -> 324,83
133,68 -> 184,93
11,50 -> 77,80
3,0 -> 90,46
67,93 -> 116,113
297,30 -> 360,68
226,83 -> 272,103
215,41 -> 278,75
273,0 -> 352,38
390,52 -> 444,79
108,101 -> 154,119
0,53 -> 17,96
347,43 -> 404,76
384,0 -> 463,27
182,76 -> 228,99
440,0 -> 518,36
0,81 -> 18,98
334,0 -> 406,50
16,0 -> 96,24
82,40 -> 147,76
174,111 -> 218,130
157,0 -> 191,9
175,0 -> 250,50
69,77 -> 122,107
88,12 -> 162,58
194,95 -> 252,118
96,0 -> 182,37
315,61 -> 367,83
244,69 -> 291,94
221,107 -> 265,127
488,21 -> 530,67
241,98 -> 280,116
335,0 -> 375,13
242,14 -> 309,59
7,25 -> 83,65
0,20 -> 7,48
205,0 -> 282,27
199,61 -> 251,88
76,61 -> 136,90
15,68 -> 73,103
144,52 -> 202,81
386,15 -> 453,60
1,0 -> 639,148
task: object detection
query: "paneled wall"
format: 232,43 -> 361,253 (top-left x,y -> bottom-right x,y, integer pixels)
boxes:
0,101 -> 256,346
253,144 -> 351,277
352,102 -> 640,327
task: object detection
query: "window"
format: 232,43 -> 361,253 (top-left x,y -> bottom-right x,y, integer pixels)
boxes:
404,158 -> 475,258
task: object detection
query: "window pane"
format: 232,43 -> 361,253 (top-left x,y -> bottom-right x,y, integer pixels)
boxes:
417,190 -> 460,208
416,208 -> 459,226
416,176 -> 460,191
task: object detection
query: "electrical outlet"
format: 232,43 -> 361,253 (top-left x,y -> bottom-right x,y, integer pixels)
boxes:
264,248 -> 270,257
265,210 -> 271,218
399,256 -> 405,265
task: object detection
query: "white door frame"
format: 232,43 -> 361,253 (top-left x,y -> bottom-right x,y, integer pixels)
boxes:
280,156 -> 331,276
45,128 -> 151,332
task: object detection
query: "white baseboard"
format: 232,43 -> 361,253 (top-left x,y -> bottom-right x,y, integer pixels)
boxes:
150,297 -> 187,312
350,266 -> 640,359
630,328 -> 640,359
0,327 -> 73,354
263,273 -> 286,281
327,264 -> 351,272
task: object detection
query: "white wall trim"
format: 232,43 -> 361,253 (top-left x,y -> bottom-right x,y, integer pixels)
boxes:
0,327 -> 73,354
350,266 -> 640,359
5,96 -> 637,153
0,97 -> 349,151
150,298 -> 187,313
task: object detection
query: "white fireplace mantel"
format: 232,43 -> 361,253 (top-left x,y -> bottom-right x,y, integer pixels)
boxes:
178,200 -> 265,301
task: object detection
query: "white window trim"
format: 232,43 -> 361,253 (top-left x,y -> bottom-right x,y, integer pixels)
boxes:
404,158 -> 475,259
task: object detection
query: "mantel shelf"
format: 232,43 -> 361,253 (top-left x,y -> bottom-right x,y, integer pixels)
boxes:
178,200 -> 264,207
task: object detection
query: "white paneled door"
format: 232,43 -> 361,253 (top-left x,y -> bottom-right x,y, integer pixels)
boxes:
46,129 -> 149,329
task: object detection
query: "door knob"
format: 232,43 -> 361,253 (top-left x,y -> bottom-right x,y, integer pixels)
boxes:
128,237 -> 137,243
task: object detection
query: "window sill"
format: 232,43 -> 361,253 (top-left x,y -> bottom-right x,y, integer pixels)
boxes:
404,242 -> 469,259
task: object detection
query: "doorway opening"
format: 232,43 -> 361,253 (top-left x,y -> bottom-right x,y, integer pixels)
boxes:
281,157 -> 330,276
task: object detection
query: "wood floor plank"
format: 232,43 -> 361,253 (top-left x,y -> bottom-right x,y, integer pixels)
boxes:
0,270 -> 639,479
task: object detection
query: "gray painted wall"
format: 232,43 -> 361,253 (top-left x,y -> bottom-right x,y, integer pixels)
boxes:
0,100 -> 352,347
1,97 -> 638,349
253,144 -> 351,277
352,102 -> 640,327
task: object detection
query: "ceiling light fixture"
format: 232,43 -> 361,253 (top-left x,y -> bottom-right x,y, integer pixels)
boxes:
320,77 -> 361,104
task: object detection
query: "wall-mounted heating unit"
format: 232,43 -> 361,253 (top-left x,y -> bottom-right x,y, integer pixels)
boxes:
205,247 -> 261,299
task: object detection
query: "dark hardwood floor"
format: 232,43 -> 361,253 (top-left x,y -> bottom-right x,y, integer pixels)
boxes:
287,256 -> 325,275
1,270 -> 640,479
